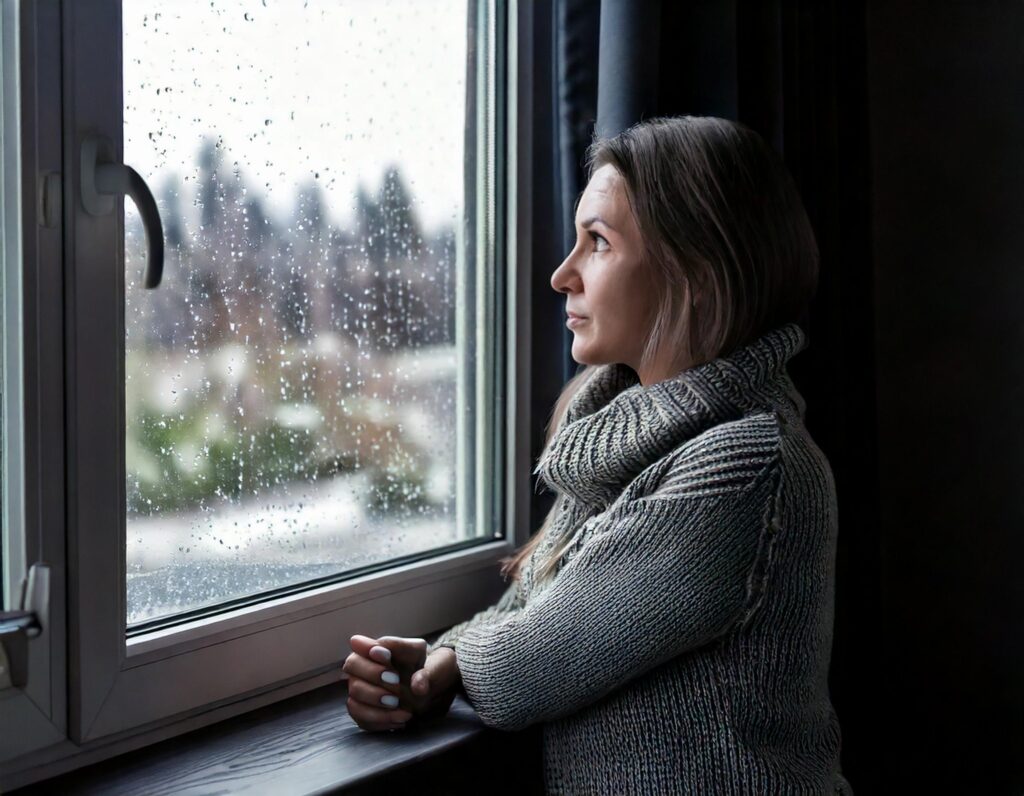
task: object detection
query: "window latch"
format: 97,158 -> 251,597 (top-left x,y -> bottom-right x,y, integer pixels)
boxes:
0,563 -> 50,691
80,134 -> 165,289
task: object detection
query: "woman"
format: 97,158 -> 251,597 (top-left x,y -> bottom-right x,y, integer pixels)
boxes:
344,116 -> 851,794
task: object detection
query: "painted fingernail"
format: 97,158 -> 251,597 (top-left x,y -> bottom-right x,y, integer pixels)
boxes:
381,670 -> 400,685
380,694 -> 399,708
370,645 -> 391,663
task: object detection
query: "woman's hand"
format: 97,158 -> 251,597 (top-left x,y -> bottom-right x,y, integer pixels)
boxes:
344,634 -> 461,732
402,644 -> 460,722
342,635 -> 417,732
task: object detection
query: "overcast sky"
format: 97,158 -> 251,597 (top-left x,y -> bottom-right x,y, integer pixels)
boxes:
123,0 -> 468,232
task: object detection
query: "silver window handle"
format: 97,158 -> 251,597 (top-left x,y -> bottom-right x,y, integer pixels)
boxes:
0,563 -> 49,691
81,134 -> 165,289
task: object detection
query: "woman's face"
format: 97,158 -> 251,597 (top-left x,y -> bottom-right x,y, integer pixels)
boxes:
551,163 -> 660,375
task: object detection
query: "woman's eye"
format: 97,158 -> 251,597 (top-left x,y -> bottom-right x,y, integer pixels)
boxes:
589,232 -> 609,252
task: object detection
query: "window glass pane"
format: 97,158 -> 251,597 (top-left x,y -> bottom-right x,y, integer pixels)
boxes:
124,0 -> 480,626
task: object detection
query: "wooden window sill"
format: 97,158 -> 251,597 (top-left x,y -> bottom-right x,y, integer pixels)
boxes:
16,682 -> 511,795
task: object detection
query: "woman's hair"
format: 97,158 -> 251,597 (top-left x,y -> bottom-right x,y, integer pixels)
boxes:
499,115 -> 820,584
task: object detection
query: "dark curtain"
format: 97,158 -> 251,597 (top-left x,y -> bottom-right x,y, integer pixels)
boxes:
530,2 -> 601,537
566,0 -> 880,790
553,0 -> 601,383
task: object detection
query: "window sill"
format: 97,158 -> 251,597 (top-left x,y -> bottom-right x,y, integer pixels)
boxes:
16,682 -> 501,795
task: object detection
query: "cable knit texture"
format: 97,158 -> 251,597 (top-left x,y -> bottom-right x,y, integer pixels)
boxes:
431,322 -> 851,795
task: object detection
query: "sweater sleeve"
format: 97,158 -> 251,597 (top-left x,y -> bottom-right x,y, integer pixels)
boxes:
454,463 -> 781,731
428,577 -> 525,655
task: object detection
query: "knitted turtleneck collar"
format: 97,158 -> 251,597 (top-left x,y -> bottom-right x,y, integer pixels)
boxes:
534,322 -> 809,507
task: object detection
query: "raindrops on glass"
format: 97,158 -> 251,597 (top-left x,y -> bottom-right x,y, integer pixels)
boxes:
123,0 -> 469,625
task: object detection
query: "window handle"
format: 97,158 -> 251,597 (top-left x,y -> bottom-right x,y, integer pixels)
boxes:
81,134 -> 165,289
0,563 -> 49,691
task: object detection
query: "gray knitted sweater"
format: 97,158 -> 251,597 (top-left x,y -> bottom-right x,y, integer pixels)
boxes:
430,323 -> 850,795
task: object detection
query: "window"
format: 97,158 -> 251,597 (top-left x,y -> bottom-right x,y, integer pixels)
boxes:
1,0 -> 530,783
121,0 -> 484,629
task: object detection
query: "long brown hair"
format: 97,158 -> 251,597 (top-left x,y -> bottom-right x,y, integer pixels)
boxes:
499,115 -> 819,584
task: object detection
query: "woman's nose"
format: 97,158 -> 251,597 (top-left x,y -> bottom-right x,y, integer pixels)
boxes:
551,255 -> 580,294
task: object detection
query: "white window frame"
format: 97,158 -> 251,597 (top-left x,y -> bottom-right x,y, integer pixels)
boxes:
1,0 -> 534,786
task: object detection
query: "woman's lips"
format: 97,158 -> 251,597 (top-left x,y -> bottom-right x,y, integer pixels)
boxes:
566,313 -> 588,328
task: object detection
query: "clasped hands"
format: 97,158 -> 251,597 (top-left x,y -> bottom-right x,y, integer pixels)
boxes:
343,634 -> 461,732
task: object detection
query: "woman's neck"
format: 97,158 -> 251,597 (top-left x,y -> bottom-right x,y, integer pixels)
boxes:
636,352 -> 692,387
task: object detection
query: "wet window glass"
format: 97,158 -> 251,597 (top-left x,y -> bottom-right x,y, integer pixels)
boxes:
123,0 -> 479,625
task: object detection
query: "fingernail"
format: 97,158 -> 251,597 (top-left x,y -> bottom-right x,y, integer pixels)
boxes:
370,645 -> 391,663
381,670 -> 400,685
380,694 -> 399,708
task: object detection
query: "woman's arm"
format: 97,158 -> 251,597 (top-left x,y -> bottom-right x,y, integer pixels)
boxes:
428,577 -> 526,654
454,454 -> 782,731
343,562 -> 526,732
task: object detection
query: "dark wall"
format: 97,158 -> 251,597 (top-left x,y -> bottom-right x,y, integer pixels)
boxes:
867,1 -> 1024,792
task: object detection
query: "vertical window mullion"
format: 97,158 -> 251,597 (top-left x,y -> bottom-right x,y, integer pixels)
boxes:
0,0 -> 70,764
64,0 -> 126,743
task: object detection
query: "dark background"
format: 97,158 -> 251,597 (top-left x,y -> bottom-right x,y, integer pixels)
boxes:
863,1 -> 1024,792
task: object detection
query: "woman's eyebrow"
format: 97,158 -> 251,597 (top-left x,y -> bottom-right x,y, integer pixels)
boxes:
580,215 -> 616,231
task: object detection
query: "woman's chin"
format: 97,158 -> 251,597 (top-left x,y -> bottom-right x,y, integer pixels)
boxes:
570,341 -> 610,366
570,340 -> 591,364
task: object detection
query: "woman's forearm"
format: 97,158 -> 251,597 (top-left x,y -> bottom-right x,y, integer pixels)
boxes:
430,580 -> 525,652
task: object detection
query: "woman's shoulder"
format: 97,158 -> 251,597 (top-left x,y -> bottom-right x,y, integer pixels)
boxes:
625,410 -> 787,503
626,408 -> 833,508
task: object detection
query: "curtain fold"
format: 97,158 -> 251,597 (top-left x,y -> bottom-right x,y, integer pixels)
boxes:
595,0 -> 661,140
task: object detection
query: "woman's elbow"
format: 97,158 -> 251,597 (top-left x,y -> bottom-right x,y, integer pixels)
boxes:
461,675 -> 539,731
456,632 -> 549,730
462,681 -> 534,730
472,701 -> 537,732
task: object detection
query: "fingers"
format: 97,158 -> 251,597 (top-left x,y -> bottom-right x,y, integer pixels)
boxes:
347,675 -> 404,711
373,636 -> 428,671
349,634 -> 425,668
414,646 -> 459,696
342,651 -> 401,694
411,668 -> 430,697
346,693 -> 413,733
346,635 -> 434,721
349,634 -> 393,666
